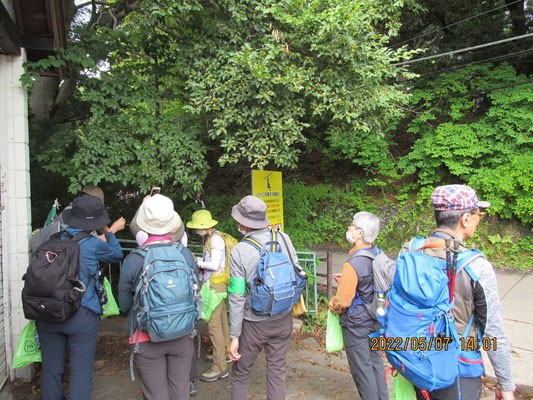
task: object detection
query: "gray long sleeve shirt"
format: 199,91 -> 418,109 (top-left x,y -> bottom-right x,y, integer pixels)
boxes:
228,228 -> 301,338
400,229 -> 515,392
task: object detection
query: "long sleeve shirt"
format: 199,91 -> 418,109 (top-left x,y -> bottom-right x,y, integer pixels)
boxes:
228,228 -> 302,338
63,227 -> 123,314
328,243 -> 369,314
399,229 -> 515,392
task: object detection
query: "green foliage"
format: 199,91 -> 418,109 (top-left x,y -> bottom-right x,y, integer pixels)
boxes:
26,0 -> 414,198
467,224 -> 533,271
283,181 -> 371,248
396,63 -> 533,223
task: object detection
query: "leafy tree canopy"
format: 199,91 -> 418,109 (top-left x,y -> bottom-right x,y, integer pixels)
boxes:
27,0 -> 415,198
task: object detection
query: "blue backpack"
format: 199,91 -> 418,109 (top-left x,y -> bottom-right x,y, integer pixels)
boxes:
380,237 -> 483,392
132,243 -> 200,351
457,264 -> 485,379
243,230 -> 307,316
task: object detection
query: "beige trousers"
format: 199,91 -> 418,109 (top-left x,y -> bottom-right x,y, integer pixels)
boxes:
208,283 -> 230,373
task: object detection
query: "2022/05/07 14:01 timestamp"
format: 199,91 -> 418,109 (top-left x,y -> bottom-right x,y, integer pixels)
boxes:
370,336 -> 497,352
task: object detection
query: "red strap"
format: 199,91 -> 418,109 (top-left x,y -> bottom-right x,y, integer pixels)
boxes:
421,389 -> 430,400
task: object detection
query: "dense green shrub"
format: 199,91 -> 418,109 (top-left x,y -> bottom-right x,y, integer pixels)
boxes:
396,63 -> 533,224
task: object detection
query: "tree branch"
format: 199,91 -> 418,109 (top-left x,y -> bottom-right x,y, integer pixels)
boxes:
76,1 -> 113,9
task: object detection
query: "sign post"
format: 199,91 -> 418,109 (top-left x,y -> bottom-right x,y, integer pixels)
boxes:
251,170 -> 284,231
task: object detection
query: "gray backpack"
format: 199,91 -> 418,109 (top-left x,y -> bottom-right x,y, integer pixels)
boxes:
356,245 -> 396,320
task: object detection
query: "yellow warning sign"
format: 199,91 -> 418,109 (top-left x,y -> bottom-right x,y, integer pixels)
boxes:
251,170 -> 284,232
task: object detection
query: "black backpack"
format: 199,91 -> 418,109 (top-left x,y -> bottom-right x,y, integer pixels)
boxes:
22,231 -> 91,321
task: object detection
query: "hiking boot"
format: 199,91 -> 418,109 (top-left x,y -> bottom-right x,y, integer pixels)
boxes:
190,381 -> 198,396
204,354 -> 232,364
93,360 -> 105,371
199,368 -> 229,382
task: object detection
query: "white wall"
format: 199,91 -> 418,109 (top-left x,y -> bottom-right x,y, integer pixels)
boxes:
0,50 -> 33,380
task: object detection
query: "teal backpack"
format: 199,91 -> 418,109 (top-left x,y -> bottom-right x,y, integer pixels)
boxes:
132,243 -> 200,351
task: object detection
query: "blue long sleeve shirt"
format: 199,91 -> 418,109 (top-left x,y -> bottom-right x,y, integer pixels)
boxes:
63,227 -> 123,314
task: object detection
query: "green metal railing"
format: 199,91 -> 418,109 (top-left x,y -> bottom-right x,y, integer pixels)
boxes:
103,239 -> 318,316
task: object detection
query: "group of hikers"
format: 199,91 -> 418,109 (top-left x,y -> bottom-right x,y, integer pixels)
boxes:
22,183 -> 515,400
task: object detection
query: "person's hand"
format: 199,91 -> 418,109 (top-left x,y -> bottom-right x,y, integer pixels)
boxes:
110,217 -> 126,233
227,338 -> 241,361
333,273 -> 341,283
495,388 -> 515,400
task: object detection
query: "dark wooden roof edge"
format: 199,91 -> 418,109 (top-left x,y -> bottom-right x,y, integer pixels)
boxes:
46,0 -> 66,50
0,1 -> 21,55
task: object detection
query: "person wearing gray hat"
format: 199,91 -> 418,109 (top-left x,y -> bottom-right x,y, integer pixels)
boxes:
227,195 -> 305,400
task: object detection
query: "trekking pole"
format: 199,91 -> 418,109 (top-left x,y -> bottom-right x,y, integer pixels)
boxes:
449,241 -> 459,303
445,239 -> 452,303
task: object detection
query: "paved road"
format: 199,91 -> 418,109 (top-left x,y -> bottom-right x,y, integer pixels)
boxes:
0,246 -> 530,399
313,245 -> 533,392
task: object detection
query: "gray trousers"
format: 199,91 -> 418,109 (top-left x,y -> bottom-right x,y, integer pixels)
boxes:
231,313 -> 293,400
342,325 -> 388,400
133,335 -> 193,400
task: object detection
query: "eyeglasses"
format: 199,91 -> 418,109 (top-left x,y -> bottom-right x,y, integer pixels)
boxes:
348,223 -> 364,233
471,208 -> 487,220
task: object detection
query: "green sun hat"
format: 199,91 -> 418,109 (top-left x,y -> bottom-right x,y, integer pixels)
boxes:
186,209 -> 218,229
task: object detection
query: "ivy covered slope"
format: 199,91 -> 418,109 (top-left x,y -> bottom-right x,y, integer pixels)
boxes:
26,0 -> 414,198
394,63 -> 533,224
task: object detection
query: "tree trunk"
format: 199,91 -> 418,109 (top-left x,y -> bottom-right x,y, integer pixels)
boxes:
29,76 -> 59,121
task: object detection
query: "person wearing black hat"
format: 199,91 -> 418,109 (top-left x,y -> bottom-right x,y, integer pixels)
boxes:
36,195 -> 124,400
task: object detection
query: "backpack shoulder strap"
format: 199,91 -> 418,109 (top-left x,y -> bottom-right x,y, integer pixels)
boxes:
457,250 -> 484,279
72,231 -> 92,242
408,236 -> 426,251
241,236 -> 262,252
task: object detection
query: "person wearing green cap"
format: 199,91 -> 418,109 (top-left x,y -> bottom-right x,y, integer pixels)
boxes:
187,210 -> 233,382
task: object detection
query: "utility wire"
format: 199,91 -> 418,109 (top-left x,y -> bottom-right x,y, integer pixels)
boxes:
395,32 -> 533,66
413,48 -> 533,78
392,0 -> 523,48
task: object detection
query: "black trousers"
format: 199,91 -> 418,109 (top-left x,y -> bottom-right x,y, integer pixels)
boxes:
414,377 -> 482,400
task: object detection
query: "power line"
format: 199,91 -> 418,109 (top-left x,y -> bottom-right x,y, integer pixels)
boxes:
392,0 -> 523,48
414,48 -> 533,78
395,32 -> 533,66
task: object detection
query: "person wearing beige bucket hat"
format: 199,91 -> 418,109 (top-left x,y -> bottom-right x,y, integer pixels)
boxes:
187,210 -> 234,382
130,194 -> 187,247
227,195 -> 305,400
119,193 -> 199,400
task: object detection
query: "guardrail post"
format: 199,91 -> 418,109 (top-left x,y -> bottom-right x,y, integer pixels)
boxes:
326,251 -> 332,301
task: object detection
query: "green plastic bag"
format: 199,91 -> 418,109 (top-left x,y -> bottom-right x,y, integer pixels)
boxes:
12,321 -> 41,368
101,277 -> 120,319
392,373 -> 416,400
200,279 -> 227,323
326,309 -> 344,353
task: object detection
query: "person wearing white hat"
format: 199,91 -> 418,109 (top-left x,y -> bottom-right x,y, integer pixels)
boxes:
119,194 -> 199,400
